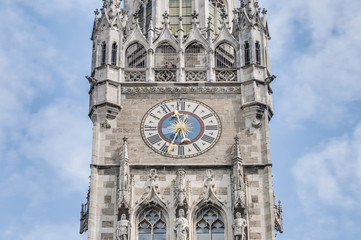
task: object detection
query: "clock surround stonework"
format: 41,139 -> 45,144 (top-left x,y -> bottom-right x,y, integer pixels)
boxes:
80,0 -> 283,240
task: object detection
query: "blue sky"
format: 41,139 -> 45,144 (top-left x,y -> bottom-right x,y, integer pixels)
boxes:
0,0 -> 360,239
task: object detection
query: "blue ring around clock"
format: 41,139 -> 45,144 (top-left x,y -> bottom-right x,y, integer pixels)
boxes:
158,112 -> 204,144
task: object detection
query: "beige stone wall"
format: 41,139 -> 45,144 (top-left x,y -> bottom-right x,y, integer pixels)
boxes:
96,92 -> 268,166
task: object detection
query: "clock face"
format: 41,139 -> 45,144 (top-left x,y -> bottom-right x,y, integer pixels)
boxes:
140,99 -> 222,158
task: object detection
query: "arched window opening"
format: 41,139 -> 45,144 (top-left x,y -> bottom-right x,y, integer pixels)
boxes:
101,42 -> 107,66
169,0 -> 192,35
138,0 -> 152,36
244,41 -> 250,65
185,43 -> 206,68
255,41 -> 261,65
111,42 -> 117,65
196,206 -> 225,240
126,43 -> 147,68
155,43 -> 177,68
215,43 -> 236,68
138,207 -> 166,240
209,0 -> 226,36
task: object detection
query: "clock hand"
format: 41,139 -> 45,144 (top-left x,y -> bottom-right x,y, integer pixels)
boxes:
166,129 -> 180,152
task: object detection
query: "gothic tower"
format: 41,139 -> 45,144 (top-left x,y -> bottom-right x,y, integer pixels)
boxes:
80,0 -> 283,239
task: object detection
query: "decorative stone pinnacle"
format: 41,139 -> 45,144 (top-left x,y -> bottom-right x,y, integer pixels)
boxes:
192,10 -> 199,19
262,8 -> 267,15
121,137 -> 129,160
233,136 -> 242,161
94,9 -> 99,16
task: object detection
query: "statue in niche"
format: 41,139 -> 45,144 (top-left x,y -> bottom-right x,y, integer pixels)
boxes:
175,170 -> 187,207
174,209 -> 189,240
233,212 -> 247,240
116,214 -> 130,240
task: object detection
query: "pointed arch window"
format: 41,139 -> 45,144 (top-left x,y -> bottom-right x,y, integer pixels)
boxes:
196,206 -> 225,240
185,43 -> 207,68
244,41 -> 250,65
155,43 -> 177,68
255,41 -> 261,65
101,42 -> 107,66
125,42 -> 147,68
111,42 -> 118,65
138,0 -> 153,36
138,207 -> 167,240
169,0 -> 192,35
209,0 -> 226,36
215,43 -> 236,68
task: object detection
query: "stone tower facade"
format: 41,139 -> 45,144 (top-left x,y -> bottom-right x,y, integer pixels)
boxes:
80,0 -> 283,240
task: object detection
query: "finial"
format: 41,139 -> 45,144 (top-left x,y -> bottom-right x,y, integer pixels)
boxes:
241,0 -> 246,8
192,10 -> 199,19
178,16 -> 184,33
232,8 -> 239,16
162,11 -> 170,20
262,8 -> 267,15
94,9 -> 99,16
162,11 -> 170,27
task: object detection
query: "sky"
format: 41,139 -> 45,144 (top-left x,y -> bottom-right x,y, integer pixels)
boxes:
0,0 -> 360,239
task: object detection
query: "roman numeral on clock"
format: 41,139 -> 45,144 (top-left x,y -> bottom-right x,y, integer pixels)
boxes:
150,113 -> 160,120
193,143 -> 201,152
178,146 -> 184,156
144,125 -> 157,131
177,101 -> 185,111
205,125 -> 218,130
193,104 -> 200,113
201,135 -> 215,144
159,143 -> 168,153
202,113 -> 213,120
147,134 -> 162,145
160,104 -> 171,114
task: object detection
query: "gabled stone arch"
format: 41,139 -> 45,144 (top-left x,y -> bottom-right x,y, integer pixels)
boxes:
214,42 -> 236,68
154,42 -> 177,68
191,202 -> 230,240
132,169 -> 171,240
135,203 -> 169,240
125,42 -> 147,68
184,42 -> 207,68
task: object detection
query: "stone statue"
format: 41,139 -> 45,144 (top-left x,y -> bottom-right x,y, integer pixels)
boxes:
174,209 -> 189,240
116,214 -> 130,240
233,212 -> 246,240
175,170 -> 187,207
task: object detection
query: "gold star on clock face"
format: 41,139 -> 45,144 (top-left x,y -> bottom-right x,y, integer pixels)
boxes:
140,99 -> 222,158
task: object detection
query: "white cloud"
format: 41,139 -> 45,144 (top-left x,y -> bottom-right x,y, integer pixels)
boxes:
264,0 -> 361,126
0,0 -> 92,191
293,123 -> 361,211
20,100 -> 92,191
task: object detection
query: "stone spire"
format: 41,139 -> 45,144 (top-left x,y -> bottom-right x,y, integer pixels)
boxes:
233,136 -> 242,162
121,137 -> 129,161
